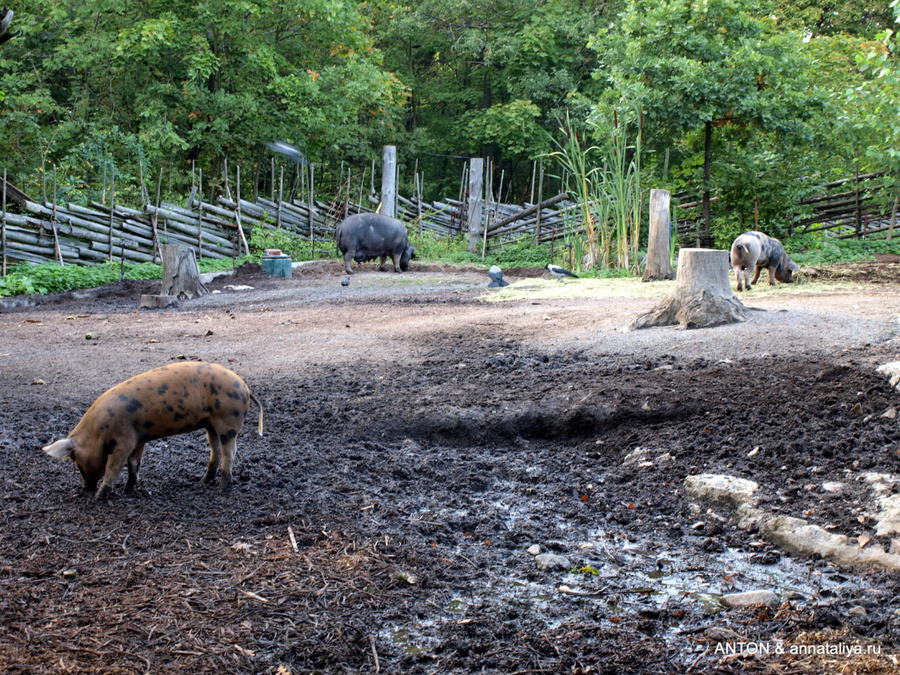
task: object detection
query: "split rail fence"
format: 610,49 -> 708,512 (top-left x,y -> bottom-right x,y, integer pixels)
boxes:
675,170 -> 899,245
1,154 -> 897,273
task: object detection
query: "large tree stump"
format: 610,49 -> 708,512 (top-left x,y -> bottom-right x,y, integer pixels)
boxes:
161,244 -> 208,299
140,244 -> 208,309
642,189 -> 675,281
629,248 -> 746,330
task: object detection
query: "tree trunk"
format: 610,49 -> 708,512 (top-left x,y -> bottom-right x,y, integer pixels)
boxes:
629,248 -> 745,330
161,243 -> 208,300
642,189 -> 675,281
700,121 -> 713,248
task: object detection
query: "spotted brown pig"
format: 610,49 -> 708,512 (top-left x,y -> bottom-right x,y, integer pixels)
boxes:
43,362 -> 263,500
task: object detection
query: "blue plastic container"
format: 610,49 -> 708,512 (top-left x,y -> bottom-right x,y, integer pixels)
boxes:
261,254 -> 292,278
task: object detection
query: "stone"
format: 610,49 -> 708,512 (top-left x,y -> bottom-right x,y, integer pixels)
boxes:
527,545 -> 541,556
534,554 -> 571,571
622,447 -> 647,465
875,362 -> 900,391
684,474 -> 759,509
720,590 -> 779,609
821,482 -> 844,495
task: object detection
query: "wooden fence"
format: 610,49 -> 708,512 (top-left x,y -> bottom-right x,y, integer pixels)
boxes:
1,157 -> 897,273
674,171 -> 899,244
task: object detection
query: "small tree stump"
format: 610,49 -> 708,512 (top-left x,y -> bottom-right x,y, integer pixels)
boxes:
161,244 -> 208,300
629,248 -> 746,330
642,189 -> 675,281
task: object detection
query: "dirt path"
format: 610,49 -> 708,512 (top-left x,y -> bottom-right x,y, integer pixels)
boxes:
1,261 -> 900,674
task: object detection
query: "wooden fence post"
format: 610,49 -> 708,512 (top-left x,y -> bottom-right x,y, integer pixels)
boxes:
381,145 -> 397,218
467,157 -> 484,253
107,166 -> 115,262
642,189 -> 675,281
2,169 -> 6,276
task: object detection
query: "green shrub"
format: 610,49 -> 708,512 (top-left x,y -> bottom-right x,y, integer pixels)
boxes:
249,228 -> 319,260
788,235 -> 900,266
0,256 -> 250,297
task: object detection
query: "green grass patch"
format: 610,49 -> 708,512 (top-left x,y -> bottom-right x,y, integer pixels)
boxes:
0,256 -> 252,297
787,234 -> 900,266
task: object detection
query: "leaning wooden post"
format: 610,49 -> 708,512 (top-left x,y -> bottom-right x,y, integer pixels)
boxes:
235,166 -> 249,255
642,189 -> 675,281
197,169 -> 204,260
107,165 -> 115,262
535,158 -> 544,244
51,164 -> 64,266
466,157 -> 484,253
629,248 -> 746,330
150,167 -> 163,262
888,172 -> 899,242
1,168 -> 7,276
308,163 -> 316,254
381,145 -> 397,218
276,166 -> 284,229
270,158 -> 275,201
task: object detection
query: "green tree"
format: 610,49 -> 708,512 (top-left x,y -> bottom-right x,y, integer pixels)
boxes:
370,0 -> 615,199
600,0 -> 822,246
0,0 -> 404,202
755,0 -> 895,37
841,3 -> 900,234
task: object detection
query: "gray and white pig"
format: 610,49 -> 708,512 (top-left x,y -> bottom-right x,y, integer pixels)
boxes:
335,213 -> 415,275
43,362 -> 263,500
730,231 -> 800,291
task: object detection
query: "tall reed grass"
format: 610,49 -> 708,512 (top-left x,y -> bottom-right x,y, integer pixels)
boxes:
550,110 -> 644,273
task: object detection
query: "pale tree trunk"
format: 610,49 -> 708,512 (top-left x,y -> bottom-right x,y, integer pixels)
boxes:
629,248 -> 745,330
642,189 -> 675,281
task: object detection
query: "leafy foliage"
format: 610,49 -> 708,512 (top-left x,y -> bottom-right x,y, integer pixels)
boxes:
0,0 -> 405,202
788,233 -> 900,265
0,257 -> 249,297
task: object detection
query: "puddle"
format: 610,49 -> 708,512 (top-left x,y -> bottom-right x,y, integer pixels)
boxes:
390,629 -> 430,656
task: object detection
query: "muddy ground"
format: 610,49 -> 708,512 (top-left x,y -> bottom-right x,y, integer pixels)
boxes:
2,260 -> 900,674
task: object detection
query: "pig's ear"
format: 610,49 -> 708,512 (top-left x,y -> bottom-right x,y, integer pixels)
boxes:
43,438 -> 76,460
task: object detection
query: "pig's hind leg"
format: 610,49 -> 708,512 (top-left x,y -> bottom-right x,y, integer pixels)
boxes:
124,443 -> 146,494
201,428 -> 223,485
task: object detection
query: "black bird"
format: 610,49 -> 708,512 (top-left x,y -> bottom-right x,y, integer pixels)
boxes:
341,277 -> 351,287
267,141 -> 309,166
545,263 -> 579,281
487,265 -> 509,288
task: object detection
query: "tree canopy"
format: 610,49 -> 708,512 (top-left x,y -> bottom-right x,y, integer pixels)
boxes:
0,0 -> 895,247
